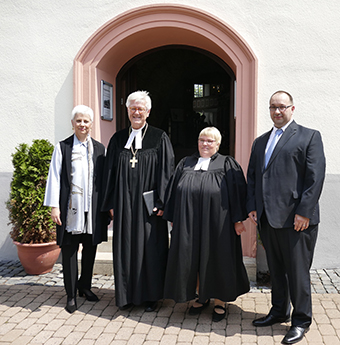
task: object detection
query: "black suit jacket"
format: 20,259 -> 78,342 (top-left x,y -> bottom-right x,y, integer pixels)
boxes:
58,135 -> 107,246
246,120 -> 326,228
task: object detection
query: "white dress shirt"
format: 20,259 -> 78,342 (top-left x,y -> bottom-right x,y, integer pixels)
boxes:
44,134 -> 89,212
265,118 -> 293,154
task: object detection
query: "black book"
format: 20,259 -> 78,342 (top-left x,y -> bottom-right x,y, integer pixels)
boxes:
142,190 -> 159,216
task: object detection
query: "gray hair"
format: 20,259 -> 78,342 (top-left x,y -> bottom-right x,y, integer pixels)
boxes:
71,105 -> 94,122
199,127 -> 222,145
126,91 -> 152,111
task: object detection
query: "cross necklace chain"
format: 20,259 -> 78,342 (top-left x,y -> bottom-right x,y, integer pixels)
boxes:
129,123 -> 148,168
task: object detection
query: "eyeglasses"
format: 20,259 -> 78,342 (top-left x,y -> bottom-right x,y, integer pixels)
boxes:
129,107 -> 147,113
269,105 -> 293,112
198,139 -> 216,145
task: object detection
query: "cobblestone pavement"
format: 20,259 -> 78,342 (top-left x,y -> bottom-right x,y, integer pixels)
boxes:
1,260 -> 340,345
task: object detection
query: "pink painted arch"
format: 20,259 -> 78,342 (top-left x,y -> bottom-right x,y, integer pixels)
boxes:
74,4 -> 258,258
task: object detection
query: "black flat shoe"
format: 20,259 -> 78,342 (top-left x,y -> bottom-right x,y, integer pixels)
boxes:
212,305 -> 226,322
252,314 -> 290,327
119,303 -> 133,311
188,299 -> 210,315
65,297 -> 77,314
281,326 -> 309,344
145,301 -> 158,312
78,287 -> 99,302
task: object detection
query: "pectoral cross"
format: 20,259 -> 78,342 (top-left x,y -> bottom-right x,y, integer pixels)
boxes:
130,156 -> 138,168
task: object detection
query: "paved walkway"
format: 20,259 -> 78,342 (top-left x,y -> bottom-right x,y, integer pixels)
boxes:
1,260 -> 340,345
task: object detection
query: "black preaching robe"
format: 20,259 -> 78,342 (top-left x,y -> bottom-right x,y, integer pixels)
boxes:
163,153 -> 249,303
102,125 -> 174,307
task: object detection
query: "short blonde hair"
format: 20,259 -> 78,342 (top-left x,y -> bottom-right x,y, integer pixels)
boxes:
199,127 -> 222,145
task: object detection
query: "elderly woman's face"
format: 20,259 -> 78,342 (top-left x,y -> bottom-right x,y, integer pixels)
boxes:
198,135 -> 219,158
71,113 -> 92,140
127,100 -> 150,129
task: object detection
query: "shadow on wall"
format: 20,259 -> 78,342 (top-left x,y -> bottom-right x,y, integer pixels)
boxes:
314,174 -> 340,269
54,67 -> 74,143
0,172 -> 18,261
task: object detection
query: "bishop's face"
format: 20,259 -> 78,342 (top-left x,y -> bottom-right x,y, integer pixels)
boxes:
127,100 -> 150,129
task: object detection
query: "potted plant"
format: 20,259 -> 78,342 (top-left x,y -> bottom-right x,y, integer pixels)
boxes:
6,139 -> 60,275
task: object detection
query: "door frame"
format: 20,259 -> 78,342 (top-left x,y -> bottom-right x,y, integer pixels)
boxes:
73,4 -> 258,257
116,45 -> 236,156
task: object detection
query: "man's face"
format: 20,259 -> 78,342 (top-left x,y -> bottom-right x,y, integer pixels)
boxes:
127,100 -> 150,129
269,93 -> 295,128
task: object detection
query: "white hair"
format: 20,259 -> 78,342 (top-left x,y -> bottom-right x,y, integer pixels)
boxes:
126,91 -> 152,111
71,105 -> 94,122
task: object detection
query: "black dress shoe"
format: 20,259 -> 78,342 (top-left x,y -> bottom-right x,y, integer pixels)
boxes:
65,297 -> 77,314
78,287 -> 99,302
119,303 -> 133,311
281,326 -> 309,344
212,305 -> 226,322
252,314 -> 290,327
145,301 -> 158,312
188,299 -> 210,315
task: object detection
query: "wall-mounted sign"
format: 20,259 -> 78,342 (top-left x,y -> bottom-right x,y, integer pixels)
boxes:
101,80 -> 113,121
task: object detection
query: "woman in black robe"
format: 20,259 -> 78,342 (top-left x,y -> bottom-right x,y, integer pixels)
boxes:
101,91 -> 174,312
163,127 -> 249,322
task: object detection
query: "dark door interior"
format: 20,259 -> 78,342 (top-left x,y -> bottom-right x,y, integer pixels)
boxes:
116,46 -> 235,163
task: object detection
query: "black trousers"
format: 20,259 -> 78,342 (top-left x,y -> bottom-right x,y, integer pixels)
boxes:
61,232 -> 97,299
259,212 -> 318,328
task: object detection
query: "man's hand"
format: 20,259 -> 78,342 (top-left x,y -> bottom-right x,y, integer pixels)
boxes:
248,211 -> 257,225
294,214 -> 310,231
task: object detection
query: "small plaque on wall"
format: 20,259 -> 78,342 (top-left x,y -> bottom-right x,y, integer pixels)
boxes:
101,80 -> 113,121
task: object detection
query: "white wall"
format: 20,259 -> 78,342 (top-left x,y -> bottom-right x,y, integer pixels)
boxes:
1,0 -> 339,267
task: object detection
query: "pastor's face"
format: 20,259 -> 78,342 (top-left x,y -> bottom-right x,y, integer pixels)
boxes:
127,100 -> 150,129
72,113 -> 92,140
198,135 -> 220,158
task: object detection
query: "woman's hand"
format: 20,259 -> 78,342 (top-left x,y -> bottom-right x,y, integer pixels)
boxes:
234,221 -> 246,236
51,207 -> 62,226
153,207 -> 164,217
248,211 -> 257,225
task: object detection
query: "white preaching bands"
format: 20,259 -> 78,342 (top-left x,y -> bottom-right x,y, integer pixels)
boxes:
125,123 -> 148,168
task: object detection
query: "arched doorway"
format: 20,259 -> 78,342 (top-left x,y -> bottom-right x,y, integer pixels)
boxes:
116,46 -> 235,163
73,4 -> 257,260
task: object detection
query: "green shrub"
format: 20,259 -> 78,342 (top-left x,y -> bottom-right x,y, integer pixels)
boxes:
6,139 -> 56,243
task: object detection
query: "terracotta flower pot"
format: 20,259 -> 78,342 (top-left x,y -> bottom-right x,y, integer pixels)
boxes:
14,241 -> 61,275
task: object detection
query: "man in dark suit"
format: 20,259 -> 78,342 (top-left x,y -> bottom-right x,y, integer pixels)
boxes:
247,91 -> 326,344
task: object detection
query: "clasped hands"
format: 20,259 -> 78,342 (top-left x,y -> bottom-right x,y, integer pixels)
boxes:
248,211 -> 310,231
